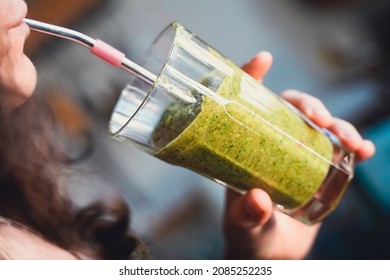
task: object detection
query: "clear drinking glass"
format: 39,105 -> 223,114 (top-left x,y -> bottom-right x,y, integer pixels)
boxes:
109,22 -> 354,225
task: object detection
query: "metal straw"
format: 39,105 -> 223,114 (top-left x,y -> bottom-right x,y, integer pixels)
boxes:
24,18 -> 157,86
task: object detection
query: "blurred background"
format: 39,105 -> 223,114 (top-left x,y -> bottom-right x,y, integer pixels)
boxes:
25,0 -> 390,259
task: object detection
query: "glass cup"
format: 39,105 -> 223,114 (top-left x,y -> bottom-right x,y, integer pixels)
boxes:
108,22 -> 354,225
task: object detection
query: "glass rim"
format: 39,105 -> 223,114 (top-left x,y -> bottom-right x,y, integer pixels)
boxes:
109,22 -> 181,137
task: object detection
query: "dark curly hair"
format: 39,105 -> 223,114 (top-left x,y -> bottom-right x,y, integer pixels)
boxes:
0,92 -> 147,259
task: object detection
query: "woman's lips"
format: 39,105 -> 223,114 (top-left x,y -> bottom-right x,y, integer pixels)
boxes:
13,20 -> 25,29
9,19 -> 30,39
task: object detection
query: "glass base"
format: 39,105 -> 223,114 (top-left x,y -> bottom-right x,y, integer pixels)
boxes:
222,150 -> 354,225
282,152 -> 354,225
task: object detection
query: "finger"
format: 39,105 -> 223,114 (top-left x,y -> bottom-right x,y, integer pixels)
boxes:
329,120 -> 375,161
241,51 -> 273,82
355,139 -> 376,162
281,90 -> 333,127
244,189 -> 273,226
226,188 -> 273,228
328,118 -> 364,152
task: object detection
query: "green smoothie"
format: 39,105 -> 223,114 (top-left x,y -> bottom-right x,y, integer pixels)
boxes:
152,63 -> 333,209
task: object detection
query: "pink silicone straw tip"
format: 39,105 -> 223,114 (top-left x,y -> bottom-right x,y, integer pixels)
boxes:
91,39 -> 125,67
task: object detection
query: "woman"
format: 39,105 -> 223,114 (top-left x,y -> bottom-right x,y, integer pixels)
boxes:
0,0 -> 147,260
0,0 -> 375,259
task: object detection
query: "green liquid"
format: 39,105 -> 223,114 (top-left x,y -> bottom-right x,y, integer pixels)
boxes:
152,65 -> 333,209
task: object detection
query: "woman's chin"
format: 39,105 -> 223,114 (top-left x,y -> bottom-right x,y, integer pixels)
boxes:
15,57 -> 37,101
22,56 -> 38,96
0,64 -> 37,115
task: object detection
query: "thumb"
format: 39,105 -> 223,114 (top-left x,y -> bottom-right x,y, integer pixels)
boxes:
226,188 -> 273,228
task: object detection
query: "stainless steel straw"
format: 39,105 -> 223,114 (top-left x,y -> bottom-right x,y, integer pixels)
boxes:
24,18 -> 157,86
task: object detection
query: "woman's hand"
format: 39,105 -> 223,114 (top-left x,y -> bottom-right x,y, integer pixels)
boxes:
223,52 -> 375,260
